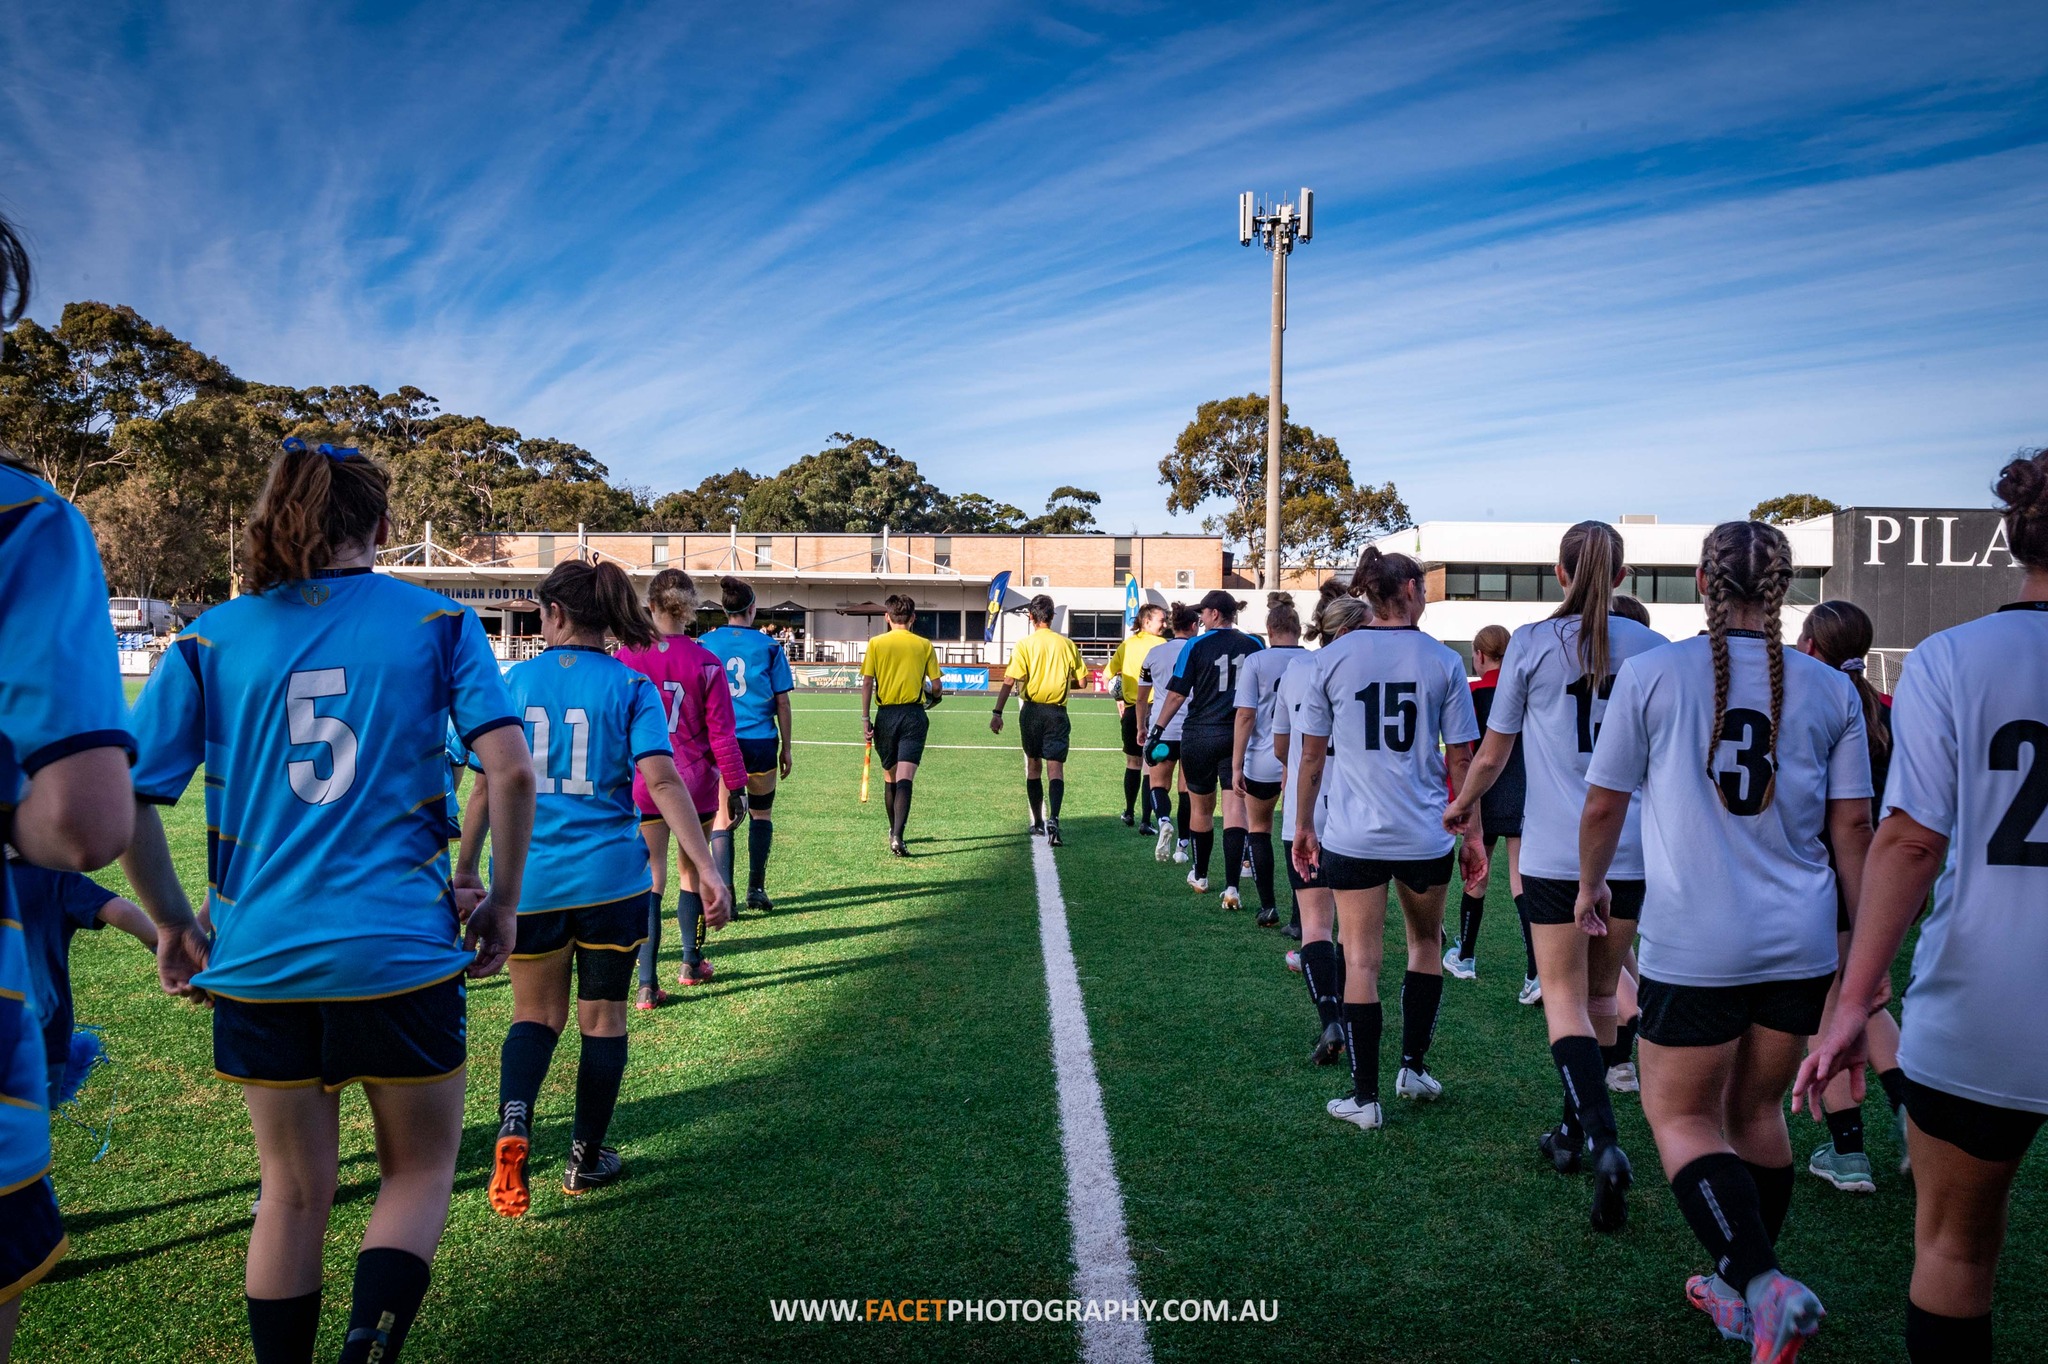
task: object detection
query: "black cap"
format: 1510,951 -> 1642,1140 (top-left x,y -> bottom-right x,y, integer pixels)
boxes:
1197,589 -> 1245,615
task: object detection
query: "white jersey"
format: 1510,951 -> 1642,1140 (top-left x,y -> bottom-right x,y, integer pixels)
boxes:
1271,646 -> 1325,834
1140,636 -> 1193,740
1297,626 -> 1479,861
1233,644 -> 1308,785
1887,603 -> 2048,1114
1490,615 -> 1670,880
1586,633 -> 1872,987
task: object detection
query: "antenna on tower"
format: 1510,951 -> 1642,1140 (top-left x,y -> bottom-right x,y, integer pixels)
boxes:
1233,186 -> 1315,590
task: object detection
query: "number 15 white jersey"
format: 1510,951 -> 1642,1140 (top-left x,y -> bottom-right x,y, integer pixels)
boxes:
1887,603 -> 2048,1114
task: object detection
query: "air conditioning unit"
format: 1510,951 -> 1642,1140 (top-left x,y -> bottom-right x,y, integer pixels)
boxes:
1174,569 -> 1194,588
1028,574 -> 1049,588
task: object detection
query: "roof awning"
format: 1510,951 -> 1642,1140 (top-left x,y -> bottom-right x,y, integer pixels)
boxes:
836,601 -> 890,616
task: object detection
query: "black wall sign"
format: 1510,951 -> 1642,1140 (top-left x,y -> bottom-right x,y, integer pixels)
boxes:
1827,508 -> 2026,649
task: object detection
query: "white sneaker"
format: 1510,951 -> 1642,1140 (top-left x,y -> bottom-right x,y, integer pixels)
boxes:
1442,946 -> 1476,981
1285,950 -> 1303,973
1518,975 -> 1544,1006
1606,1061 -> 1639,1093
1153,819 -> 1176,863
1186,870 -> 1209,894
1173,840 -> 1191,865
1326,1096 -> 1383,1130
1219,886 -> 1242,911
1395,1067 -> 1443,1102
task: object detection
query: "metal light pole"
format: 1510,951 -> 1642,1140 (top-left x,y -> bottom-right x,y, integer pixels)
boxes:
1239,188 -> 1313,589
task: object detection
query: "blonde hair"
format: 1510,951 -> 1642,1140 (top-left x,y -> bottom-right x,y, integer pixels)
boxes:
1472,624 -> 1510,664
1552,521 -> 1624,683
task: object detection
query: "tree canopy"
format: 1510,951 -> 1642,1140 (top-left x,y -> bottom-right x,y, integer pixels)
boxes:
1161,393 -> 1410,581
1750,493 -> 1842,524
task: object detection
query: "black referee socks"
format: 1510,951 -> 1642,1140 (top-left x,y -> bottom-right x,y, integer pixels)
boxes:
339,1247 -> 430,1364
1048,778 -> 1064,820
1551,1035 -> 1615,1150
1122,768 -> 1141,816
1399,971 -> 1443,1073
1670,1152 -> 1777,1294
1343,1001 -> 1383,1105
1026,778 -> 1044,824
1222,826 -> 1246,890
248,1290 -> 321,1364
1907,1302 -> 1993,1363
891,779 -> 914,840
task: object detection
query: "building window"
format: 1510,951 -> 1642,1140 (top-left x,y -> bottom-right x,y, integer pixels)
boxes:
1113,537 -> 1132,585
1066,610 -> 1124,641
933,536 -> 952,571
1787,568 -> 1824,606
911,610 -> 965,641
537,535 -> 556,569
755,536 -> 773,569
1440,564 -> 1562,602
870,536 -> 885,573
651,536 -> 668,565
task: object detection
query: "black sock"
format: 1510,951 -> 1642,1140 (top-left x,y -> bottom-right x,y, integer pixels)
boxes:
1026,778 -> 1044,824
1399,970 -> 1444,1073
1906,1302 -> 1993,1363
1878,1066 -> 1908,1114
1150,783 -> 1170,823
891,779 -> 913,840
1333,946 -> 1347,1001
1193,828 -> 1215,880
1222,826 -> 1246,890
1123,768 -> 1141,816
572,1033 -> 628,1153
1343,1001 -> 1383,1105
1825,1104 -> 1867,1156
1745,1160 -> 1795,1244
1602,1019 -> 1639,1069
1670,1152 -> 1778,1293
1299,941 -> 1341,1028
248,1291 -> 322,1364
1515,894 -> 1536,977
1177,791 -> 1191,835
747,818 -> 772,892
1249,832 -> 1276,909
338,1248 -> 430,1364
677,889 -> 705,965
1457,893 -> 1484,962
883,779 -> 899,825
1048,778 -> 1064,820
637,888 -> 661,989
1551,1035 -> 1616,1150
498,1020 -> 560,1120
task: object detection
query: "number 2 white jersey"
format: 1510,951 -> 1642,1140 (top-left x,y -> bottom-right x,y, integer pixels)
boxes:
1296,626 -> 1479,861
1233,644 -> 1308,785
1586,633 -> 1872,987
1140,636 -> 1192,740
1489,616 -> 1670,880
1887,603 -> 2048,1114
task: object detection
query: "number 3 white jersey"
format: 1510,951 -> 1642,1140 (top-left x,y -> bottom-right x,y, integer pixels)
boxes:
1887,603 -> 2048,1114
1233,644 -> 1309,785
1296,626 -> 1479,861
1586,632 -> 1872,987
1489,616 -> 1670,880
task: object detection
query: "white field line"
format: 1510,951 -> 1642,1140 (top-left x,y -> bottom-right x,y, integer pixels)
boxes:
1032,836 -> 1151,1364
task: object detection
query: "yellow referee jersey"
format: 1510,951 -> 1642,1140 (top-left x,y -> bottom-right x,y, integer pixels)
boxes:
861,625 -> 941,705
1106,630 -> 1164,704
1007,627 -> 1089,706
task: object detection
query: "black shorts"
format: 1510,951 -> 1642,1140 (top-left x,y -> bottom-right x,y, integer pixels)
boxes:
1146,737 -> 1182,766
739,735 -> 780,775
1181,728 -> 1233,795
1283,839 -> 1327,892
1322,848 -> 1456,894
1241,776 -> 1283,802
1120,704 -> 1141,757
1020,700 -> 1072,763
1636,972 -> 1835,1048
1903,1077 -> 2048,1164
1521,876 -> 1645,926
1481,811 -> 1523,842
0,1176 -> 65,1305
513,894 -> 648,1001
213,975 -> 467,1090
873,703 -> 929,769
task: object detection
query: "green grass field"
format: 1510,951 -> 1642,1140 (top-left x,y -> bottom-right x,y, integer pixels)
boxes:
20,689 -> 2047,1361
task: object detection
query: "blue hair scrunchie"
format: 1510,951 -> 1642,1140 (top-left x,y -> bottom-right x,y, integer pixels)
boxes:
280,437 -> 359,461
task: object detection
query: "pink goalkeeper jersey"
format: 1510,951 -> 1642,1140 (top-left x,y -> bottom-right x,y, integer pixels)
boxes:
616,633 -> 747,817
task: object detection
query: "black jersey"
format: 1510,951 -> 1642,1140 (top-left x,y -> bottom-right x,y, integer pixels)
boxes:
1167,628 -> 1263,732
1470,672 -> 1527,826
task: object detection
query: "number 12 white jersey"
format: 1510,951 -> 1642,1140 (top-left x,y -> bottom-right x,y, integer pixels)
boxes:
1585,632 -> 1871,987
1887,603 -> 2048,1114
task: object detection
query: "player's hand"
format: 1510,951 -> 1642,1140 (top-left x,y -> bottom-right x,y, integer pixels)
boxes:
156,918 -> 213,1004
1459,836 -> 1489,897
1793,1012 -> 1870,1119
780,746 -> 794,779
989,711 -> 1004,735
464,890 -> 518,978
451,869 -> 487,924
1443,798 -> 1476,838
701,877 -> 733,929
1574,881 -> 1612,938
1291,829 -> 1321,879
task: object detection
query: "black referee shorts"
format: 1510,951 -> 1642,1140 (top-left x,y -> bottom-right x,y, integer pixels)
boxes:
873,703 -> 929,769
1020,700 -> 1072,763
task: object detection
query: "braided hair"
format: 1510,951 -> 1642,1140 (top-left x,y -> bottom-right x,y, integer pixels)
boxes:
1700,520 -> 1795,812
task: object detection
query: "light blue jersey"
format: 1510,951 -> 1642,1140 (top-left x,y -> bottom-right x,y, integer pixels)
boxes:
442,722 -> 471,842
699,625 -> 794,741
498,645 -> 673,912
0,467 -> 135,1194
131,569 -> 518,1002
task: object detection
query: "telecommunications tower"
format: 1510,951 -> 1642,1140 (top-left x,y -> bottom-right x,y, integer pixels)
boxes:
1238,187 -> 1312,590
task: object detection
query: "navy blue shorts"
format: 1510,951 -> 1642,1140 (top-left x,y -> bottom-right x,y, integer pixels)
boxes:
514,895 -> 648,1002
0,1176 -> 66,1305
739,736 -> 780,775
213,975 -> 467,1091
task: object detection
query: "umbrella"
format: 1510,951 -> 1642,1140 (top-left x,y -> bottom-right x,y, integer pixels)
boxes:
762,600 -> 807,612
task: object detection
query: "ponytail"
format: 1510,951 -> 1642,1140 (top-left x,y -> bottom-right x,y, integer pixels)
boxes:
719,574 -> 756,617
1308,592 -> 1368,643
242,439 -> 390,594
1552,520 -> 1624,683
1266,591 -> 1301,640
1799,600 -> 1890,767
1350,545 -> 1424,618
1699,521 -> 1795,813
540,560 -> 661,649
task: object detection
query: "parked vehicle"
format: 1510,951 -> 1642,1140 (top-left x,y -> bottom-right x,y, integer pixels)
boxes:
108,596 -> 178,635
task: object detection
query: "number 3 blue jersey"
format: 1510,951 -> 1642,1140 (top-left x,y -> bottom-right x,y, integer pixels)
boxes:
699,626 -> 793,741
130,568 -> 520,1002
497,646 -> 672,913
0,468 -> 135,1194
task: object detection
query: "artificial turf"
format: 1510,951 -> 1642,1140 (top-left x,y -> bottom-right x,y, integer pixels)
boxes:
21,689 -> 2046,1361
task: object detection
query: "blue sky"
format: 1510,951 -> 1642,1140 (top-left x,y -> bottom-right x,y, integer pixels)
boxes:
4,1 -> 2044,535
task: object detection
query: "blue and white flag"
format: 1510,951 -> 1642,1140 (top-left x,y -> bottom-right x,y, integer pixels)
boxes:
984,571 -> 1012,643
